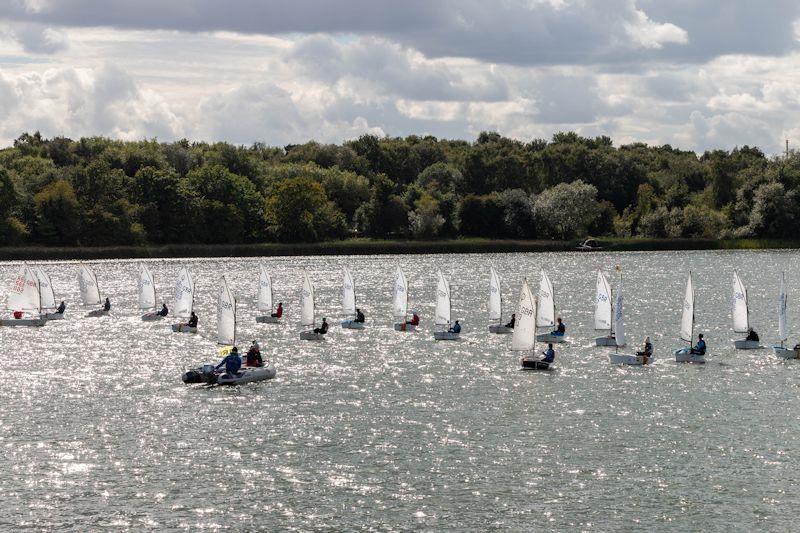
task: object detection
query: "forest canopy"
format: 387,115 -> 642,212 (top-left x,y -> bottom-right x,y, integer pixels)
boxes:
0,131 -> 796,246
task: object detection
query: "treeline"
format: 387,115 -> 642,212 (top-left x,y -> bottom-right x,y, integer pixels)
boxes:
0,130 -> 797,247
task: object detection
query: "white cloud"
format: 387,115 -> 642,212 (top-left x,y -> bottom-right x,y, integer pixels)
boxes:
624,6 -> 688,49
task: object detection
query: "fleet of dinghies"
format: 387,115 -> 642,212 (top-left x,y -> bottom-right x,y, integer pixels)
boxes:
5,261 -> 800,379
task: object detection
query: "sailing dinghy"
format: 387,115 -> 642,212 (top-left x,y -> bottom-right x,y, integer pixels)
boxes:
487,265 -> 512,334
393,268 -> 416,331
138,264 -> 162,321
773,272 -> 798,359
34,266 -> 63,320
732,271 -> 761,349
433,270 -> 459,340
182,276 -> 276,385
255,263 -> 281,324
594,269 -> 622,346
514,279 -> 550,370
2,266 -> 47,326
607,270 -> 652,365
674,272 -> 705,363
79,265 -> 108,317
299,270 -> 324,340
340,266 -> 364,329
535,269 -> 566,343
172,266 -> 197,333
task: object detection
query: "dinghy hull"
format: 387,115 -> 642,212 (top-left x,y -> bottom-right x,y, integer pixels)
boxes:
734,340 -> 761,350
141,312 -> 163,321
1,317 -> 46,327
300,331 -> 324,341
394,323 -> 417,332
537,333 -> 567,343
674,347 -> 705,363
41,312 -> 64,320
217,364 -> 277,385
341,320 -> 365,329
609,353 -> 652,365
773,346 -> 800,359
520,358 -> 551,371
172,324 -> 198,333
86,309 -> 109,318
595,336 -> 620,347
256,316 -> 281,324
434,331 -> 459,341
489,325 -> 513,334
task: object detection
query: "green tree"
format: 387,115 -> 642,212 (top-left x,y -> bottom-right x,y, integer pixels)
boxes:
33,179 -> 82,245
265,176 -> 346,242
534,180 -> 601,239
408,193 -> 444,239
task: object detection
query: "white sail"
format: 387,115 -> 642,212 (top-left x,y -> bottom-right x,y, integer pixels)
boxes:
217,276 -> 236,346
174,266 -> 194,318
435,270 -> 451,326
342,266 -> 356,315
393,268 -> 408,318
33,266 -> 56,310
594,269 -> 612,331
732,270 -> 749,333
7,266 -> 42,313
537,269 -> 555,328
138,263 -> 157,311
78,264 -> 101,306
614,274 -> 626,348
778,272 -> 787,343
680,272 -> 695,343
511,278 -> 536,352
488,265 -> 502,322
257,263 -> 273,313
300,270 -> 315,327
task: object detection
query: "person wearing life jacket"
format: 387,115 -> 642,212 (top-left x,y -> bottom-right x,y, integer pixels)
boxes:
406,313 -> 420,326
158,303 -> 169,317
449,320 -> 461,334
542,343 -> 556,363
355,308 -> 365,323
216,347 -> 242,375
745,328 -> 759,342
245,341 -> 263,367
271,302 -> 283,319
314,318 -> 329,335
103,297 -> 111,311
187,312 -> 198,328
551,317 -> 566,336
504,313 -> 516,329
637,336 -> 653,362
56,301 -> 66,314
691,333 -> 706,355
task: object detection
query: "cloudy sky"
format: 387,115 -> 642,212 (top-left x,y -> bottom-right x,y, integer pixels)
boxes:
1,0 -> 799,152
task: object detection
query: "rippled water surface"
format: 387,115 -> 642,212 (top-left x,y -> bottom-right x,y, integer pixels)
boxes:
2,250 -> 800,531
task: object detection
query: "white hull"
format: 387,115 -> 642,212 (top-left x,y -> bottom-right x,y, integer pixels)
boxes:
537,333 -> 567,344
341,320 -> 365,329
141,312 -> 163,321
489,325 -> 513,334
86,309 -> 109,318
595,336 -> 621,347
256,316 -> 281,324
434,331 -> 460,341
609,353 -> 653,366
217,364 -> 277,385
773,346 -> 799,359
1,317 -> 47,327
394,323 -> 417,332
300,330 -> 325,341
42,312 -> 64,320
172,324 -> 198,333
734,340 -> 762,350
674,347 -> 705,363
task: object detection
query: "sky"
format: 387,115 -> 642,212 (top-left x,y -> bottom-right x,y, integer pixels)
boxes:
1,0 -> 800,153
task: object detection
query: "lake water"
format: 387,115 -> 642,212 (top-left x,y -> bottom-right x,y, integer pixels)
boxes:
2,250 -> 800,531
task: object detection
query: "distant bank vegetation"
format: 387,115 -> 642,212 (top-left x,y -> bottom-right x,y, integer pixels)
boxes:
0,130 -> 797,248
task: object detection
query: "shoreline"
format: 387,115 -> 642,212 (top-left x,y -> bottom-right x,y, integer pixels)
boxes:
1,238 -> 799,261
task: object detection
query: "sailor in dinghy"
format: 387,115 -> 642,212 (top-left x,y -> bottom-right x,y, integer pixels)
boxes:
341,267 -> 366,330
512,278 -> 553,370
172,266 -> 198,333
392,268 -> 417,332
138,264 -> 164,321
34,266 -> 64,320
78,264 -> 110,318
732,271 -> 762,350
535,270 -> 567,343
594,269 -> 621,347
772,272 -> 799,359
674,272 -> 706,363
299,270 -> 325,341
433,270 -> 460,340
255,263 -> 282,324
182,276 -> 276,386
487,265 -> 512,334
607,268 -> 653,365
1,266 -> 47,327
